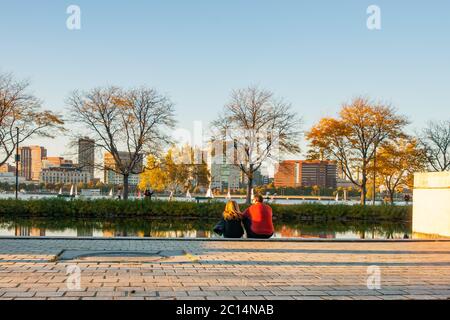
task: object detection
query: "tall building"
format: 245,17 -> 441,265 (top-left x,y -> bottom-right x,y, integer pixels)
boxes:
18,146 -> 47,181
210,163 -> 241,191
274,160 -> 337,189
207,140 -> 241,191
78,138 -> 95,179
104,151 -> 143,186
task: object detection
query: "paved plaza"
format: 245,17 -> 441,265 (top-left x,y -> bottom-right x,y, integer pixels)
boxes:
1,238 -> 450,300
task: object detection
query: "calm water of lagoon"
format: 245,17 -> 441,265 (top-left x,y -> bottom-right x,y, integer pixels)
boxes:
0,218 -> 412,240
0,193 -> 415,239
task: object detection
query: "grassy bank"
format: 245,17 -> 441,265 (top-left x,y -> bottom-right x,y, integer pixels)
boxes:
0,199 -> 411,221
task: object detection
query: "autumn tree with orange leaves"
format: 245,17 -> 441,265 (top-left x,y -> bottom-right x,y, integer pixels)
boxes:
369,138 -> 426,204
306,97 -> 408,205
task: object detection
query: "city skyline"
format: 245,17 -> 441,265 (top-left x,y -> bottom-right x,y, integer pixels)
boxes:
0,1 -> 449,158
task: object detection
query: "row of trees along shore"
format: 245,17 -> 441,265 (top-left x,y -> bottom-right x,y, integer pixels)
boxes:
1,71 -> 449,203
307,98 -> 449,205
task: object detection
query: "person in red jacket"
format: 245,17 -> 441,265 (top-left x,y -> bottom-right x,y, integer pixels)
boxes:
242,194 -> 274,239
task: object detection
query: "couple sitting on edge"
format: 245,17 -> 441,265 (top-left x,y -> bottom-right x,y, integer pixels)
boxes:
216,194 -> 274,239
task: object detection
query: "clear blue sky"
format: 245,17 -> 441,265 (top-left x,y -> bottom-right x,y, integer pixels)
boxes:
1,0 -> 449,160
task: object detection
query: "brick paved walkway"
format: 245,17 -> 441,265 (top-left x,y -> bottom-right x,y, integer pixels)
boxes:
1,238 -> 450,300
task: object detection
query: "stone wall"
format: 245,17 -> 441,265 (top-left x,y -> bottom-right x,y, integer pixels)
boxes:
413,172 -> 450,238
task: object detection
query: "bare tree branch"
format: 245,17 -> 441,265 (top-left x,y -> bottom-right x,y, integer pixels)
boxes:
66,86 -> 176,199
0,72 -> 65,167
417,120 -> 450,172
211,86 -> 302,204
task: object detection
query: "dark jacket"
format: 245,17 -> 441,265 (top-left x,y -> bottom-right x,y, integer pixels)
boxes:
223,219 -> 244,238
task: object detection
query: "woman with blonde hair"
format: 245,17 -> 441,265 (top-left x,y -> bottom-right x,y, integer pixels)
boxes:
213,200 -> 245,238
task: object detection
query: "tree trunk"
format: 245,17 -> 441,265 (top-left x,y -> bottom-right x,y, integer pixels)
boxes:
246,177 -> 253,205
389,189 -> 395,205
246,166 -> 254,205
373,148 -> 377,206
360,165 -> 367,206
123,173 -> 129,200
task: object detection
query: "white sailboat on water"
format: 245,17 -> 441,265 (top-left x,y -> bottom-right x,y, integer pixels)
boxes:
186,189 -> 192,199
109,188 -> 113,198
205,186 -> 214,198
226,190 -> 231,200
74,184 -> 78,198
58,188 -> 62,195
69,184 -> 74,197
335,192 -> 339,202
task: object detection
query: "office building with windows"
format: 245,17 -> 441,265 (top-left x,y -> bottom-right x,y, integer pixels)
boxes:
18,146 -> 47,181
274,160 -> 337,188
78,137 -> 95,180
103,152 -> 143,186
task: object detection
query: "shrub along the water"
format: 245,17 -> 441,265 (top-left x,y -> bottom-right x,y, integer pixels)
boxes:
0,198 -> 411,221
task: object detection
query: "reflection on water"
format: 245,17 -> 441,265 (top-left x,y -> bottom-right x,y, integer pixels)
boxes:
0,218 -> 413,240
